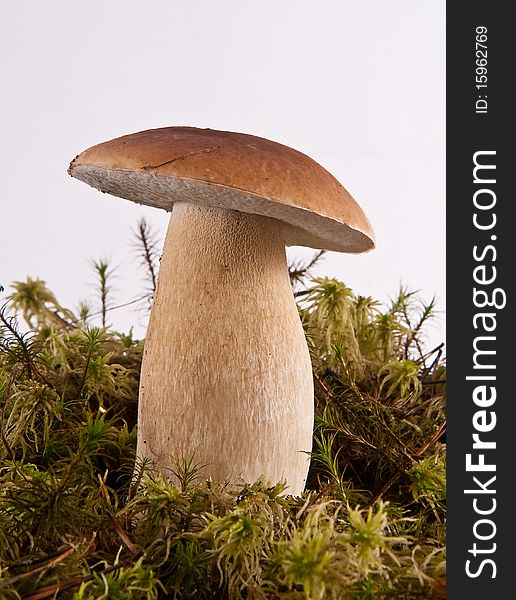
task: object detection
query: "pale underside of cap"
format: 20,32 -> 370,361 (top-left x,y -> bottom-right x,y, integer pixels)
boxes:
69,127 -> 375,253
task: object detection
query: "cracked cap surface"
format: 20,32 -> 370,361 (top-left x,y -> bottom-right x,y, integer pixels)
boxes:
68,126 -> 375,253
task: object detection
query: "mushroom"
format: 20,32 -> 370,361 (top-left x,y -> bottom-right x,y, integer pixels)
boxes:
68,126 -> 375,495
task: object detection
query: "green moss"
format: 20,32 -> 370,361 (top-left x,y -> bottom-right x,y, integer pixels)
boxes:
0,266 -> 445,598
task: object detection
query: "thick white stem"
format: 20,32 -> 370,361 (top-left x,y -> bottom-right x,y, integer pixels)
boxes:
137,202 -> 314,495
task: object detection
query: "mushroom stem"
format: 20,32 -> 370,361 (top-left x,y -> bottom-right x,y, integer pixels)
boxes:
137,202 -> 314,495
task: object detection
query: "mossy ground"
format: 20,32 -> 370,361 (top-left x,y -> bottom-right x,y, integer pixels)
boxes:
0,243 -> 445,599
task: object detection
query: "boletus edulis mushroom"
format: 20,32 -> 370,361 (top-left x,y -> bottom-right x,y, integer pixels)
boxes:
68,127 -> 375,495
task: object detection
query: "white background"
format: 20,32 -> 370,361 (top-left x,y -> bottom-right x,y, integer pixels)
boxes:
1,1 -> 445,348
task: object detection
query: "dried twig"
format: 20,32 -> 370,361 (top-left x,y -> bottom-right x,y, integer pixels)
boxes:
106,510 -> 141,558
0,545 -> 76,589
23,558 -> 139,600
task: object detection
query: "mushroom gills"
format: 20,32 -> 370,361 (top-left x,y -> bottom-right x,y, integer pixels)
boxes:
137,202 -> 314,495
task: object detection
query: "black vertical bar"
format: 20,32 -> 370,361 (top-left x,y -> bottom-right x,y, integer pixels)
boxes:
447,3 -> 514,597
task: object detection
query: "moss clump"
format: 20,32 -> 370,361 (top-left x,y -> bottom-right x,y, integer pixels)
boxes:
0,265 -> 445,598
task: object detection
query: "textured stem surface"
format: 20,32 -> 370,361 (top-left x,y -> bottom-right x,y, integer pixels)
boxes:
137,202 -> 314,495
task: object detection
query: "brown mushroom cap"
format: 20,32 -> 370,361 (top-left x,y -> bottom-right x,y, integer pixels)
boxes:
68,126 -> 375,253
